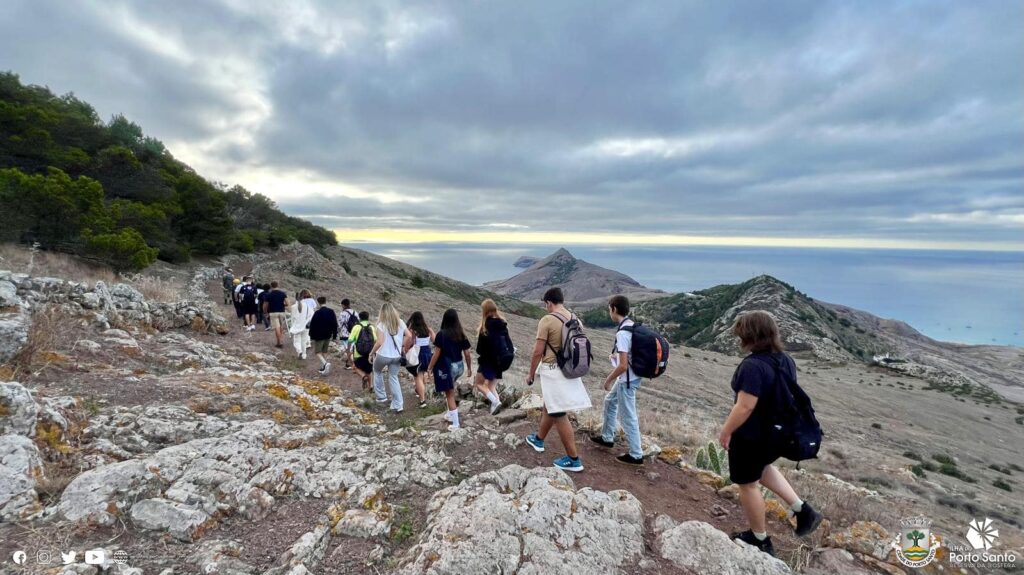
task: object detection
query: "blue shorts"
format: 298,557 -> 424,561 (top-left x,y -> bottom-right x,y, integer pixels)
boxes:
478,363 -> 502,381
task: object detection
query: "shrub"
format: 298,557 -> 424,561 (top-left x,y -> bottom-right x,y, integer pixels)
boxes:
993,478 -> 1013,492
903,451 -> 922,461
84,228 -> 158,271
932,454 -> 956,466
694,441 -> 729,484
411,275 -> 425,289
911,465 -> 926,478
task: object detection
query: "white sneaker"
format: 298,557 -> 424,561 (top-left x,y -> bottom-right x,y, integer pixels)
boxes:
322,362 -> 331,375
447,424 -> 460,432
443,412 -> 453,422
490,401 -> 502,416
300,352 -> 307,360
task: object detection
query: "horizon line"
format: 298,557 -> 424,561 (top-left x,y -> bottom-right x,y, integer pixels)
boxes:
331,228 -> 1024,253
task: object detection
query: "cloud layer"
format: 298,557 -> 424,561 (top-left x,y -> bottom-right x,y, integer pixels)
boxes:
3,0 -> 1022,247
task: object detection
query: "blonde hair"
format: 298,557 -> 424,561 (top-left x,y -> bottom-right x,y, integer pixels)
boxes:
478,299 -> 505,335
378,302 -> 401,335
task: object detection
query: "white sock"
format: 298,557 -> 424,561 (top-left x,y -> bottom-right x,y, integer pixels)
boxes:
790,499 -> 804,513
486,391 -> 499,405
449,410 -> 460,427
753,531 -> 768,541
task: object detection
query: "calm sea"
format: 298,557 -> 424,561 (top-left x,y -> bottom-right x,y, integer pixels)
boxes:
350,243 -> 1024,348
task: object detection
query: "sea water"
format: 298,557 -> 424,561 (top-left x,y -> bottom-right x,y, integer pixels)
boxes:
350,243 -> 1024,348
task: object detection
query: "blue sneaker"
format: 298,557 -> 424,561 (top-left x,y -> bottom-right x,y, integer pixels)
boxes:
553,455 -> 583,472
525,433 -> 545,452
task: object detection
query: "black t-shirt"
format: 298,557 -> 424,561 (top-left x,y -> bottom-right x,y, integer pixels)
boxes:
730,352 -> 797,440
266,290 -> 288,313
434,331 -> 471,364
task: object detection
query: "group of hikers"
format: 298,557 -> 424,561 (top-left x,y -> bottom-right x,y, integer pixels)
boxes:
219,268 -> 824,557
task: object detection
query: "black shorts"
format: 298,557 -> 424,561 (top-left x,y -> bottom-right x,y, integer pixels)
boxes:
728,435 -> 781,485
243,303 -> 259,315
477,363 -> 503,381
353,356 -> 372,373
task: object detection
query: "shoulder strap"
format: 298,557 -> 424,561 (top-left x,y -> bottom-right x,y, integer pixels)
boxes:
746,354 -> 798,409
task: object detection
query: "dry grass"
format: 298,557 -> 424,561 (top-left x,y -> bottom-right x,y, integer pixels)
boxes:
0,243 -> 117,284
120,273 -> 183,303
1,306 -> 65,379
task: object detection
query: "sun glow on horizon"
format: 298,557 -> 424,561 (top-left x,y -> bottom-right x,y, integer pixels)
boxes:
331,228 -> 1024,252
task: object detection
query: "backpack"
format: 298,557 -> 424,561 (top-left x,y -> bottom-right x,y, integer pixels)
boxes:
222,274 -> 234,290
617,320 -> 670,379
489,321 -> 516,372
354,322 -> 376,356
239,284 -> 257,305
748,355 -> 823,463
546,312 -> 591,379
343,310 -> 360,332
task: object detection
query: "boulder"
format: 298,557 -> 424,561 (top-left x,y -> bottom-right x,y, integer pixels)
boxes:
131,498 -> 211,541
656,520 -> 792,575
0,433 -> 43,520
0,311 -> 30,364
512,392 -> 544,411
397,465 -> 644,575
0,381 -> 39,436
0,279 -> 20,307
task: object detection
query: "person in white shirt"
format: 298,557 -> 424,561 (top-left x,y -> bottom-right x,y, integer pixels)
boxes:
590,295 -> 645,466
369,302 -> 413,413
289,289 -> 317,359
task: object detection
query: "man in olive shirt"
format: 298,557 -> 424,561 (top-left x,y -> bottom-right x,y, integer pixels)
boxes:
524,287 -> 585,472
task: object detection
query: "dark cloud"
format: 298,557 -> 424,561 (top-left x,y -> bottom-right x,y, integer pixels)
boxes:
2,0 -> 1022,246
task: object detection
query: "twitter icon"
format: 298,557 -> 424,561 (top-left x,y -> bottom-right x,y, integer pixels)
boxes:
61,550 -> 77,564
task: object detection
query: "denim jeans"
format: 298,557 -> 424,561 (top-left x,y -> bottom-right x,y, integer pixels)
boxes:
451,360 -> 465,384
601,378 -> 643,459
373,355 -> 403,410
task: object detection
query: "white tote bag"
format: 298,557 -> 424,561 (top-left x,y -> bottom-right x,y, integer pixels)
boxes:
537,364 -> 592,413
405,344 -> 420,367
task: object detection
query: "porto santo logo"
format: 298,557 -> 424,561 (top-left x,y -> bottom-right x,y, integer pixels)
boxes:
891,516 -> 941,568
966,517 -> 998,550
949,517 -> 1019,570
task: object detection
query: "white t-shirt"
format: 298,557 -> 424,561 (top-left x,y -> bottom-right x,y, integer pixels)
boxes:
376,320 -> 408,358
613,318 -> 639,384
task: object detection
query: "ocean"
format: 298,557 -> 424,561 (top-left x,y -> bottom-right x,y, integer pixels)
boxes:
350,243 -> 1024,348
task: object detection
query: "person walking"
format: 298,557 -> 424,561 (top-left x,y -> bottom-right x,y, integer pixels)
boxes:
347,311 -> 376,390
221,267 -> 234,304
256,283 -> 269,331
289,289 -> 317,359
406,311 -> 434,408
231,278 -> 243,322
265,281 -> 289,349
237,276 -> 260,332
369,302 -> 412,413
719,311 -> 823,556
337,299 -> 358,369
426,308 -> 472,431
308,296 -> 339,375
474,299 -> 508,416
524,287 -> 590,472
590,295 -> 644,465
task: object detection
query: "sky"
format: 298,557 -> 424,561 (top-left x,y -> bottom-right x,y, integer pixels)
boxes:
2,0 -> 1023,251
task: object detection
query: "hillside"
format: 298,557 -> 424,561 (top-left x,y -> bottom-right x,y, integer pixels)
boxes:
1,243 -> 1022,574
483,248 -> 665,305
0,72 -> 335,271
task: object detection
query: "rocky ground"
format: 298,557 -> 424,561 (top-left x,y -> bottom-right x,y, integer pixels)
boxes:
1,243 -> 1022,574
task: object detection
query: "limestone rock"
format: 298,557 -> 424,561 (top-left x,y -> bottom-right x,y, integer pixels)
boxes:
656,520 -> 792,575
0,433 -> 43,519
0,311 -> 30,364
0,381 -> 39,436
131,498 -> 211,541
512,392 -> 544,411
805,548 -> 873,575
0,279 -> 20,307
397,464 -> 644,575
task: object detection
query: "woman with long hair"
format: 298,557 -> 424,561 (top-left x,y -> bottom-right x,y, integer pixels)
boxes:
426,308 -> 472,431
369,302 -> 412,413
718,311 -> 823,556
287,290 -> 316,359
406,311 -> 434,408
474,299 -> 508,415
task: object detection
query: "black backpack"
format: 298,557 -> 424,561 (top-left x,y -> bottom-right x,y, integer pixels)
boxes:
239,284 -> 257,305
489,321 -> 516,372
617,320 -> 670,379
354,322 -> 375,356
748,355 -> 823,463
343,310 -> 360,332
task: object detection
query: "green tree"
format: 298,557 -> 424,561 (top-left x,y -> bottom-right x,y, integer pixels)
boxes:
907,530 -> 925,547
84,228 -> 158,271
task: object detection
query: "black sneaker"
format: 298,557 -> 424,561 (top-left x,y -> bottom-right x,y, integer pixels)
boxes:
589,434 -> 614,448
616,453 -> 644,466
794,502 -> 823,537
731,530 -> 775,556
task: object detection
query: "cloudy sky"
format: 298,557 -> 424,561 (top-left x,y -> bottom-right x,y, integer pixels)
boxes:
2,0 -> 1022,250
